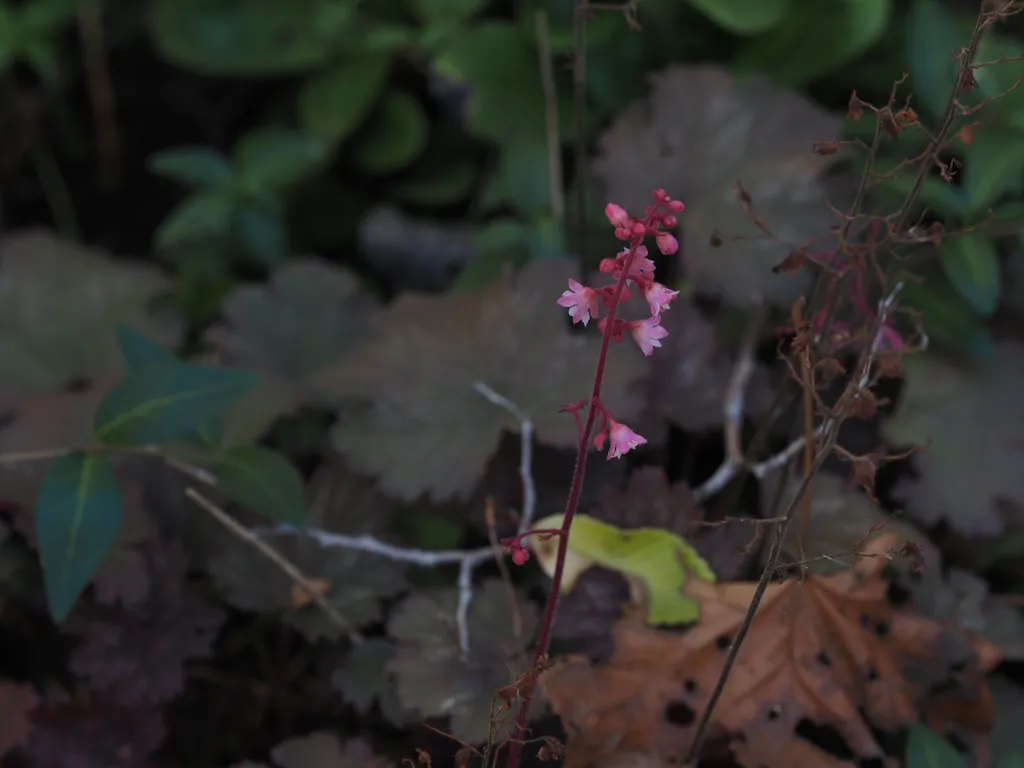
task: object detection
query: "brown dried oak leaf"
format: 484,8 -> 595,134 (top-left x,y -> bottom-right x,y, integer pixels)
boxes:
593,66 -> 844,309
320,259 -> 647,502
541,534 -> 1001,768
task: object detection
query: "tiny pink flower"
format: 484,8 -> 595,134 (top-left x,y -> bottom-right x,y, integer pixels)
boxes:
605,203 -> 629,228
642,282 -> 679,316
557,279 -> 600,326
606,418 -> 647,460
655,230 -> 678,256
629,315 -> 669,356
511,546 -> 530,566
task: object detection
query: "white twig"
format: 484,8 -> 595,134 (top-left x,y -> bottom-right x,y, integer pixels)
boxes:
262,382 -> 537,654
695,283 -> 905,503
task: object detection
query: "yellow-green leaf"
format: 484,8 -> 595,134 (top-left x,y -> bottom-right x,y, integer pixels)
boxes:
529,513 -> 716,625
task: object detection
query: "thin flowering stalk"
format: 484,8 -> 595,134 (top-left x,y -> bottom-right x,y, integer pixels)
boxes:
504,191 -> 683,768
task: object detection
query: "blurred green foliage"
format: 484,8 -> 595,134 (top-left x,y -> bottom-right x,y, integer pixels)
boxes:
6,0 -> 1024,351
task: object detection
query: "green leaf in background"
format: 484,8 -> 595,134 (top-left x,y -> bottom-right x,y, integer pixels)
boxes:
482,141 -> 551,217
233,202 -> 288,266
905,724 -> 969,768
351,91 -> 429,176
150,0 -> 345,76
115,325 -> 177,368
235,127 -> 328,192
94,360 -> 260,445
529,513 -> 716,625
411,0 -> 487,27
900,265 -> 994,358
963,126 -> 1024,217
298,54 -> 391,144
21,0 -> 78,31
452,219 -> 529,292
735,0 -> 890,86
210,445 -> 307,527
390,154 -> 478,207
1000,755 -> 1024,768
434,22 -> 545,145
907,0 -> 973,121
36,452 -> 123,622
527,215 -> 567,260
938,233 -> 1001,316
686,0 -> 790,35
974,33 -> 1024,130
155,190 -> 236,249
518,0 -> 623,54
148,146 -> 236,189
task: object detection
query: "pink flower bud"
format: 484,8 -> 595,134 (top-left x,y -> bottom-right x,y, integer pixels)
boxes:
667,200 -> 685,212
656,231 -> 678,256
512,547 -> 530,566
604,203 -> 629,228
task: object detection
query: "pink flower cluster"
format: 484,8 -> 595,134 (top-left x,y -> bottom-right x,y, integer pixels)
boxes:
557,189 -> 684,461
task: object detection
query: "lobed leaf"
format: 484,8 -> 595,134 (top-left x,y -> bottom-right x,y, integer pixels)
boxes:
321,259 -> 647,502
594,66 -> 843,309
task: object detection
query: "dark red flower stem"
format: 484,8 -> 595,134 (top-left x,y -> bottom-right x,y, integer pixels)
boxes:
504,217 -> 654,768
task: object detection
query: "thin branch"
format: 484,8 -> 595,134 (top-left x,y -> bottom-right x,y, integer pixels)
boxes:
185,486 -> 363,644
684,281 -> 906,762
262,382 -> 537,655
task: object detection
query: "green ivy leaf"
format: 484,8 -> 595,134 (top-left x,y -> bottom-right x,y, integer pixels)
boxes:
36,452 -> 123,622
905,724 -> 969,768
233,202 -> 288,266
115,326 -> 177,368
900,265 -> 994,358
686,0 -> 789,35
210,445 -> 307,527
938,233 -> 1001,316
150,0 -> 343,76
298,54 -> 391,144
735,0 -> 891,86
974,33 -> 1024,130
235,127 -> 327,192
155,190 -> 235,249
351,92 -> 429,176
148,147 -> 236,189
94,360 -> 260,445
963,125 -> 1024,217
907,0 -> 974,121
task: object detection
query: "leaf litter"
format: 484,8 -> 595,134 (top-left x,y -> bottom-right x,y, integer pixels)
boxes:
593,65 -> 845,309
882,342 -> 1024,536
321,258 -> 647,502
205,257 -> 381,425
541,534 -> 1002,767
0,680 -> 39,759
64,542 -> 225,707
